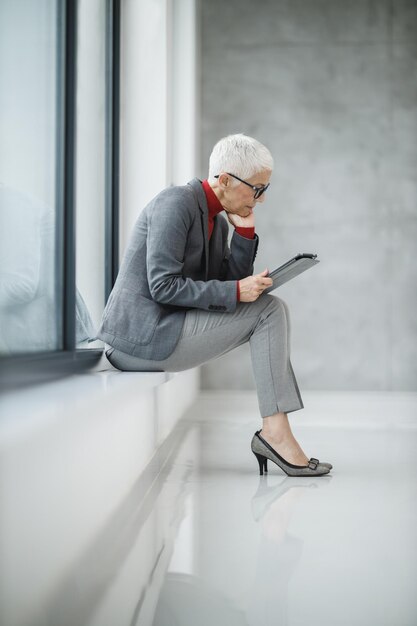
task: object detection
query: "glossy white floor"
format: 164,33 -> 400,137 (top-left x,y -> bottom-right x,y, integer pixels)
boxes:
2,390 -> 417,626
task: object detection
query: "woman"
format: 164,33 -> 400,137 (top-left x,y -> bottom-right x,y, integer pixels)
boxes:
97,134 -> 332,476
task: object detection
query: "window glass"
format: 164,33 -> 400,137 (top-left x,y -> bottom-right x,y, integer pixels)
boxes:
120,0 -> 169,251
75,0 -> 106,347
0,0 -> 61,355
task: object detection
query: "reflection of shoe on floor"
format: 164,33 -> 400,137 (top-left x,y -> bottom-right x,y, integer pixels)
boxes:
251,477 -> 318,521
251,430 -> 331,477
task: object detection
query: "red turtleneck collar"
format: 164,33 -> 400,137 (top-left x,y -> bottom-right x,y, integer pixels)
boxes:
201,179 -> 255,302
202,179 -> 225,239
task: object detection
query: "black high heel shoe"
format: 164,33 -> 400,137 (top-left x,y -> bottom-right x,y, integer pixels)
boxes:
251,430 -> 331,477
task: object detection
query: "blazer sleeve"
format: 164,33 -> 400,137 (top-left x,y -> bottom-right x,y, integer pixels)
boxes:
146,191 -> 238,313
220,229 -> 259,281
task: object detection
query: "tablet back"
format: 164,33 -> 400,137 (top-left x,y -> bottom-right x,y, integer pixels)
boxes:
264,253 -> 319,293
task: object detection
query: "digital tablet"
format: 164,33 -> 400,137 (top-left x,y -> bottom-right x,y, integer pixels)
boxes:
264,253 -> 319,293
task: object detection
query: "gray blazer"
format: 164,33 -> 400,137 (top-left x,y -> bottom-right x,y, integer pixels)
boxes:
96,178 -> 259,360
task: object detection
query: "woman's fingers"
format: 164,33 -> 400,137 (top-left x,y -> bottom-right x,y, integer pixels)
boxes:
257,276 -> 273,288
238,271 -> 273,302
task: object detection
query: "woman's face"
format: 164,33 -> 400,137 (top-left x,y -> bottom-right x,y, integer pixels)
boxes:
219,170 -> 271,218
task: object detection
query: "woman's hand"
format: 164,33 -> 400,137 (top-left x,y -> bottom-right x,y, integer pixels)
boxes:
225,208 -> 255,229
238,269 -> 273,302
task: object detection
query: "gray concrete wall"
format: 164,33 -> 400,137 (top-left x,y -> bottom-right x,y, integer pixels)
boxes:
200,0 -> 417,391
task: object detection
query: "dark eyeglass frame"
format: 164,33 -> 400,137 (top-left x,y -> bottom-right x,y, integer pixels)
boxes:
214,172 -> 270,199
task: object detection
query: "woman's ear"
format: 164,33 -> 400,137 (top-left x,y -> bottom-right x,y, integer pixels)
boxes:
217,173 -> 229,189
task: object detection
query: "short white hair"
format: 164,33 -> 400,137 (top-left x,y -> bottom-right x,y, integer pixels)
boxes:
208,133 -> 274,184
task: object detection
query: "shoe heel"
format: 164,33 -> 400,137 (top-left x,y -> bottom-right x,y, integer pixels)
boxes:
253,452 -> 268,476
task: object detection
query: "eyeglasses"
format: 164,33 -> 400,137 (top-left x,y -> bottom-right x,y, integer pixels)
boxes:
214,172 -> 270,199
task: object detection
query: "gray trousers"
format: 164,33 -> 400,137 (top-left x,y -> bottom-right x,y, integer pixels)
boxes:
106,294 -> 304,418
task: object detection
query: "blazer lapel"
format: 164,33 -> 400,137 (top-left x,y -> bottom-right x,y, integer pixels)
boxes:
188,178 -> 209,279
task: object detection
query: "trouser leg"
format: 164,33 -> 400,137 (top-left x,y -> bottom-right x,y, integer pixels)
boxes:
106,294 -> 304,417
249,296 -> 304,417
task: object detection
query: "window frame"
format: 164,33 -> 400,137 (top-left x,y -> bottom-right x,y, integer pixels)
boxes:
0,0 -> 121,391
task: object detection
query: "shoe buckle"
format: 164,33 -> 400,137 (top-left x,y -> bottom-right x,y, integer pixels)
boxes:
308,457 -> 319,470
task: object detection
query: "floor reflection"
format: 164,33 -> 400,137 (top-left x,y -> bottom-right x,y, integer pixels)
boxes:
149,454 -> 331,626
2,394 -> 416,626
152,573 -> 249,626
247,477 -> 324,626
